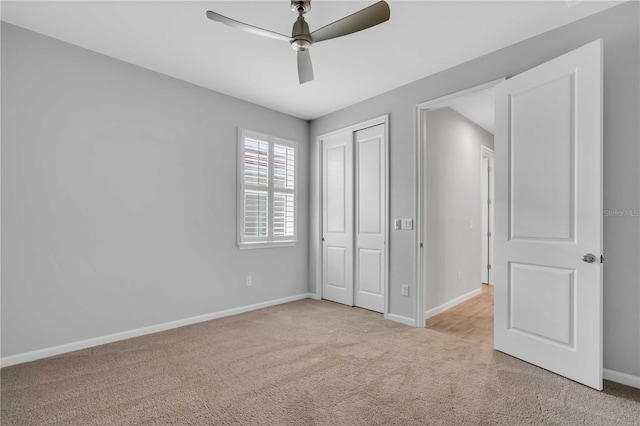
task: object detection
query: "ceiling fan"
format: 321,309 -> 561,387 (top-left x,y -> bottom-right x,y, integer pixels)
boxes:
206,1 -> 390,85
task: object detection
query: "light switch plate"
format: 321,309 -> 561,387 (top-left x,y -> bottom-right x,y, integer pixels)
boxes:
394,219 -> 402,230
402,218 -> 413,230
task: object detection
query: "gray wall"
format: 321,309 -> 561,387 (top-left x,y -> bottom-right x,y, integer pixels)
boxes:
425,107 -> 494,311
310,2 -> 639,377
1,23 -> 310,358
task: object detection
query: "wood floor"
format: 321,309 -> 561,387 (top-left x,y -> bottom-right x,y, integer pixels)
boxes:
425,284 -> 494,346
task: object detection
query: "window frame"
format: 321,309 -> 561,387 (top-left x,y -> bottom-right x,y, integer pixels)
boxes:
237,128 -> 298,249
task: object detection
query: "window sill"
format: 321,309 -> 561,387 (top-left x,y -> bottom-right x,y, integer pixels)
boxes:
238,241 -> 297,250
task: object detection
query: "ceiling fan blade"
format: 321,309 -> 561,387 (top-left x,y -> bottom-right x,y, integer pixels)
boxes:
310,1 -> 390,44
206,10 -> 291,42
297,49 -> 314,84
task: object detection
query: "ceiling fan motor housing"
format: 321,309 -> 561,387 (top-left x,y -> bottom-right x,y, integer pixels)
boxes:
291,15 -> 312,51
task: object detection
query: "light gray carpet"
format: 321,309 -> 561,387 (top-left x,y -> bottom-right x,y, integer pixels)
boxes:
2,299 -> 639,425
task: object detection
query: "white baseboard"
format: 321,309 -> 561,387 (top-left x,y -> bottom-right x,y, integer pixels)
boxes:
604,368 -> 640,389
1,293 -> 314,368
387,313 -> 416,327
425,287 -> 482,319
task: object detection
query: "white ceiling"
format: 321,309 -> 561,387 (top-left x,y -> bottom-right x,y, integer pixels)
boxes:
450,90 -> 495,134
1,1 -> 622,120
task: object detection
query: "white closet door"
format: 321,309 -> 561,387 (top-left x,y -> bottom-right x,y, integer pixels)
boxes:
322,132 -> 354,306
354,124 -> 386,313
494,40 -> 603,390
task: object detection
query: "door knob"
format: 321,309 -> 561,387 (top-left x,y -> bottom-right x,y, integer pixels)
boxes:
581,253 -> 596,263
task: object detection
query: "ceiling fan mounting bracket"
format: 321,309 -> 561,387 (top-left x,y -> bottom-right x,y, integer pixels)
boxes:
291,1 -> 311,15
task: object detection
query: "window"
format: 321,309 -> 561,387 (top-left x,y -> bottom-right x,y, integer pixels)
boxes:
238,128 -> 297,248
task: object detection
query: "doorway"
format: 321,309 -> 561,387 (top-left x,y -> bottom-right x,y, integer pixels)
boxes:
418,85 -> 498,345
416,40 -> 604,391
318,116 -> 389,315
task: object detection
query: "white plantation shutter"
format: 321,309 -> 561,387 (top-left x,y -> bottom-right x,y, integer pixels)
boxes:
238,129 -> 297,247
243,190 -> 268,237
273,144 -> 295,190
272,143 -> 295,239
273,192 -> 294,237
244,138 -> 269,186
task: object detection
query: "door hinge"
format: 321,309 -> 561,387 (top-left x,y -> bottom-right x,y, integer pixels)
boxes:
487,231 -> 492,237
601,254 -> 604,263
488,264 -> 492,270
420,242 -> 423,248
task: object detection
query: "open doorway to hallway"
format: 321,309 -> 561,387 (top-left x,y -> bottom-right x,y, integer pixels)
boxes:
418,42 -> 604,390
420,86 -> 496,346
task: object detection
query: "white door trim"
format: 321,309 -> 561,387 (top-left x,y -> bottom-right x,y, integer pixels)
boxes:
315,115 -> 390,318
414,79 -> 504,328
480,146 -> 495,284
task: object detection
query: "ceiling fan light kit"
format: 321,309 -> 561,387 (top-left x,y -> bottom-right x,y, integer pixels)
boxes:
206,0 -> 390,85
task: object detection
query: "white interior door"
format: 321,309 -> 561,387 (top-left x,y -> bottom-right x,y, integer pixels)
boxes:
322,132 -> 354,306
494,40 -> 603,389
354,124 -> 386,313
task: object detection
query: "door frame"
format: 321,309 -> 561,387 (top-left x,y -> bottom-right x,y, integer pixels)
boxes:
480,145 -> 495,285
414,80 -> 504,328
314,114 -> 390,317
